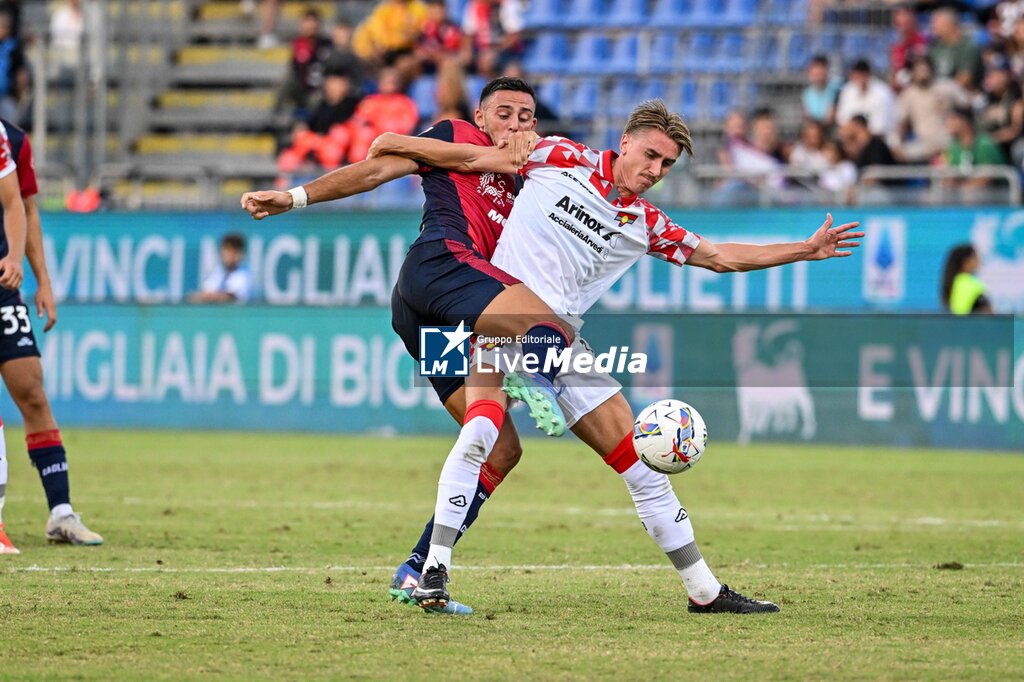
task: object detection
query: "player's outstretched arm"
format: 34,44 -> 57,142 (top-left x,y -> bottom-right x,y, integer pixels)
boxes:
241,154 -> 419,220
0,170 -> 25,290
368,132 -> 526,175
686,213 -> 863,273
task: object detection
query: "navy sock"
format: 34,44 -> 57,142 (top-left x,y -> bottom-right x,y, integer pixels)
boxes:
27,431 -> 70,511
521,322 -> 570,384
406,464 -> 502,573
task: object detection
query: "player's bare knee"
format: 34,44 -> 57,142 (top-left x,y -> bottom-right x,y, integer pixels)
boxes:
15,383 -> 51,419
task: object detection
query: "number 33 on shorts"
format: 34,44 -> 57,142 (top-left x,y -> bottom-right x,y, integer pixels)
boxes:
1,304 -> 31,335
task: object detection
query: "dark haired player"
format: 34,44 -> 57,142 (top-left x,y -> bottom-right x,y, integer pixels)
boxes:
0,118 -> 102,553
243,78 -> 571,613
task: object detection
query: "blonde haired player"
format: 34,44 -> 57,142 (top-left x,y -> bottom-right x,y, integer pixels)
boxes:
372,99 -> 862,613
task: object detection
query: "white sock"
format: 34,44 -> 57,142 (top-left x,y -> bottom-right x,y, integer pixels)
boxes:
620,460 -> 722,603
51,503 -> 73,519
423,416 -> 499,571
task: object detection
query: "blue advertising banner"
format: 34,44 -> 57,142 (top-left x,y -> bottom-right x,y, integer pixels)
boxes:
31,207 -> 1024,312
1,305 -> 1019,451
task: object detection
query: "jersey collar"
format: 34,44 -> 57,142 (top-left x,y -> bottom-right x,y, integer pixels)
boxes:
598,148 -> 640,208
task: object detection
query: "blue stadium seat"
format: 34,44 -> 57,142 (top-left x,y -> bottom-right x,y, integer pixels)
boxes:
639,79 -> 669,103
766,0 -> 808,25
569,33 -> 612,75
751,34 -> 781,71
445,0 -> 467,20
537,78 -> 569,119
606,0 -> 649,27
648,33 -> 679,75
687,31 -> 718,74
465,75 -> 487,106
709,80 -> 737,120
715,31 -> 746,73
523,33 -> 570,74
651,0 -> 695,29
410,76 -> 437,122
673,79 -> 701,121
742,81 -> 761,109
563,0 -> 611,29
720,0 -> 758,26
690,0 -> 730,27
569,79 -> 601,120
607,80 -> 641,118
523,0 -> 567,29
785,32 -> 810,72
604,34 -> 639,75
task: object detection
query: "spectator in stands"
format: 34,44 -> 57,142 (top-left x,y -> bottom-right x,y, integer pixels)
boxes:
49,0 -> 82,81
353,0 -> 428,73
839,114 -> 897,172
343,66 -> 419,163
713,108 -> 785,205
991,0 -> 1024,44
416,0 -> 467,74
818,139 -> 859,202
940,243 -> 992,314
943,106 -> 1008,191
788,119 -> 830,170
929,8 -> 984,90
836,59 -> 896,137
893,55 -> 964,162
1005,17 -> 1024,80
979,56 -> 1024,163
0,10 -> 26,124
890,4 -> 929,89
323,21 -> 364,84
461,0 -> 524,77
189,234 -> 255,304
717,110 -> 747,167
278,71 -> 361,172
241,0 -> 280,50
275,8 -> 332,118
801,55 -> 841,126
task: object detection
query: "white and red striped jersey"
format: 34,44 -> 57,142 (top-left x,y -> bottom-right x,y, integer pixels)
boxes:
490,136 -> 701,316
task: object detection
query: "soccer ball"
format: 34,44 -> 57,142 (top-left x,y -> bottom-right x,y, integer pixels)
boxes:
632,399 -> 708,474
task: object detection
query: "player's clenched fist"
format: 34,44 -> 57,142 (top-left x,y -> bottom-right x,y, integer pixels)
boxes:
499,130 -> 539,168
241,190 -> 293,220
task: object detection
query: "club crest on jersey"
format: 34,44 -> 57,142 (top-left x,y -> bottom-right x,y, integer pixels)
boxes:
615,211 -> 638,227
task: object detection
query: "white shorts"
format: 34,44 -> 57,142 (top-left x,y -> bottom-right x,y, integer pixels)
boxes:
473,335 -> 622,427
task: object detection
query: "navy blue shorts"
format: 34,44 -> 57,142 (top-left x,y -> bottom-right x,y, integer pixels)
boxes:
0,289 -> 40,364
392,238 -> 519,404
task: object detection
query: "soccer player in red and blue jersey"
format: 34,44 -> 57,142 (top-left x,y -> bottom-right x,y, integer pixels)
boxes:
243,78 -> 572,613
0,118 -> 103,552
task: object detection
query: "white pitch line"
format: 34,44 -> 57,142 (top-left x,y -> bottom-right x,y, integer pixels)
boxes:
4,562 -> 1023,574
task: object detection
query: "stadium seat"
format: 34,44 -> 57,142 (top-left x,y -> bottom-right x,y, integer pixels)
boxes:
751,34 -> 782,71
606,0 -> 649,27
569,33 -> 612,75
537,78 -> 570,119
523,32 -> 570,74
765,0 -> 808,25
569,79 -> 601,120
650,0 -> 695,29
522,0 -> 566,29
673,79 -> 701,121
465,75 -> 487,107
647,33 -> 679,75
563,0 -> 610,29
604,34 -> 640,75
720,0 -> 759,26
607,80 -> 641,118
639,79 -> 669,103
445,0 -> 467,20
689,0 -> 730,27
687,31 -> 718,74
410,76 -> 437,123
785,32 -> 810,72
716,32 -> 746,73
709,80 -> 737,120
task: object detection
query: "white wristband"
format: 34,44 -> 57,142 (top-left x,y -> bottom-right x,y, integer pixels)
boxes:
288,186 -> 308,209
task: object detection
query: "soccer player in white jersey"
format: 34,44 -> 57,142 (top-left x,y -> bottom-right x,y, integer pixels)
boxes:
370,99 -> 862,613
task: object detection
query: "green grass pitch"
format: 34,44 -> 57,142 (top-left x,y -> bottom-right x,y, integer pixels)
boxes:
1,428 -> 1022,680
